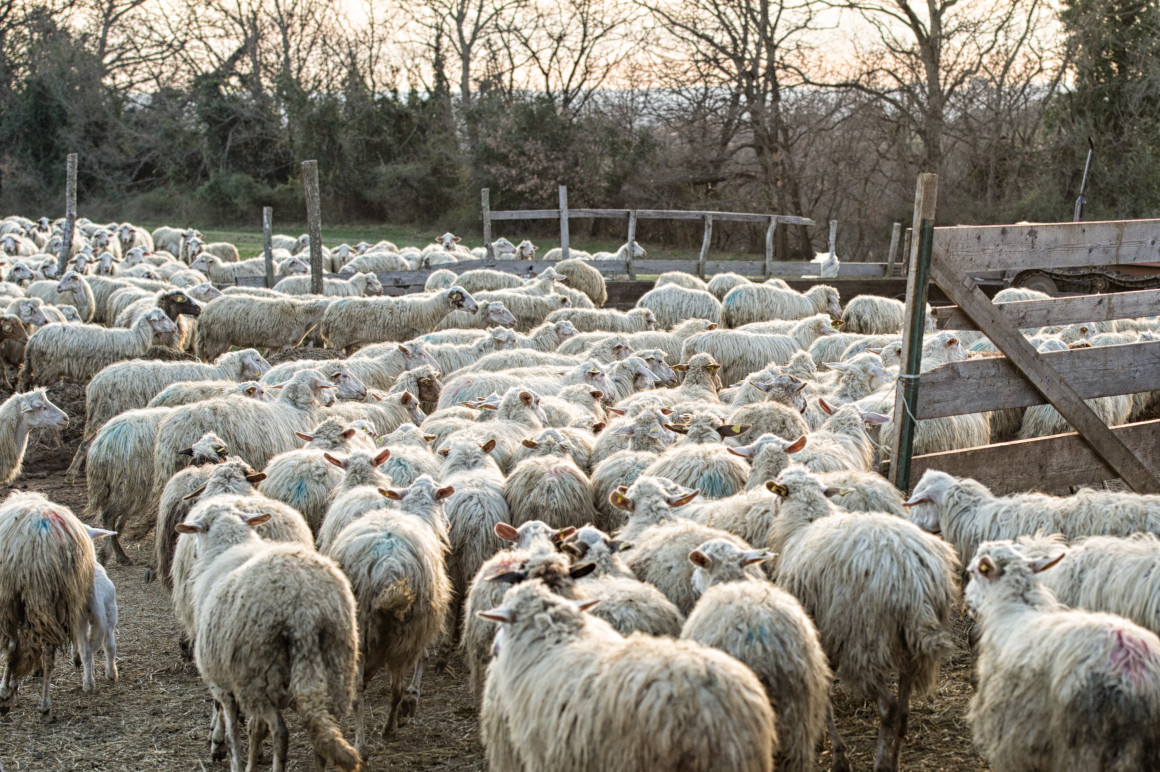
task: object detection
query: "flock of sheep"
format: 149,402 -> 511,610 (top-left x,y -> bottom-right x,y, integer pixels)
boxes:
1,214 -> 1160,772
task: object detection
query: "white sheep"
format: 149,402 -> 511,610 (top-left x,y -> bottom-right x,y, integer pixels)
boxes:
0,389 -> 68,484
722,283 -> 841,327
965,540 -> 1160,772
274,271 -> 384,297
321,287 -> 478,353
636,283 -> 721,329
195,294 -> 332,361
75,527 -> 119,693
547,306 -> 656,334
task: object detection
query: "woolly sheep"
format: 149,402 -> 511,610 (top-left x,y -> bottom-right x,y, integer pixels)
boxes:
840,295 -> 935,335
0,389 -> 68,485
502,430 -> 598,529
177,501 -> 361,772
764,466 -> 959,772
965,541 -> 1160,772
424,268 -> 458,291
374,424 -> 441,484
147,380 -> 270,408
431,299 -> 519,332
314,449 -> 395,554
195,295 -> 331,361
17,309 -> 176,388
722,283 -> 841,328
707,272 -> 751,300
76,539 -> 118,693
905,469 -> 1160,565
0,492 -> 96,720
321,287 -> 478,353
554,257 -> 607,307
682,317 -> 836,386
642,413 -> 749,499
637,284 -> 722,329
438,361 -> 614,412
477,580 -> 777,772
454,269 -> 526,293
684,539 -> 833,772
274,271 -> 384,297
547,306 -> 656,334
337,251 -> 410,275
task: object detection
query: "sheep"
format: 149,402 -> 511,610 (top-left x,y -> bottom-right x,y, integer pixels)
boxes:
321,287 -> 478,353
0,389 -> 68,485
151,369 -> 337,515
722,283 -> 842,328
150,432 -> 230,592
375,424 -> 441,485
0,492 -> 96,720
547,306 -> 656,334
611,476 -> 760,614
964,540 -> 1160,772
326,476 -> 453,742
257,419 -> 377,534
455,269 -> 526,293
789,403 -> 879,473
554,257 -> 607,307
462,521 -> 574,697
33,270 -> 96,322
589,409 -> 680,530
574,318 -> 717,364
468,291 -> 569,332
764,465 -> 959,772
0,313 -> 29,385
438,361 -> 614,412
274,271 -> 384,297
320,388 -> 423,438
76,534 -> 119,694
560,526 -> 684,636
314,449 -> 396,554
642,413 -> 750,499
477,580 -> 777,772
426,327 -> 518,374
147,379 -> 270,408
620,352 -> 723,410
424,268 -> 457,291
502,431 -> 599,531
683,539 -> 833,772
905,468 -> 1160,566
682,316 -> 837,386
195,295 -> 332,361
337,251 -> 410,274
707,272 -> 751,300
840,295 -> 934,335
177,501 -> 361,772
17,309 -> 177,389
725,379 -> 810,445
637,283 -> 722,329
430,299 -> 519,333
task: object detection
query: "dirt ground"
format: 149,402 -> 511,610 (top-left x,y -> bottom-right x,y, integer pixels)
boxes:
0,403 -> 990,772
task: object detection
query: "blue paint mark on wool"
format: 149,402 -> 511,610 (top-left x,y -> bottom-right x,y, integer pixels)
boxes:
698,470 -> 729,498
292,479 -> 308,504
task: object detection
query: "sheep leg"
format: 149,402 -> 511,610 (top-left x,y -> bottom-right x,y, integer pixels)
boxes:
354,659 -> 367,753
38,645 -> 54,722
383,674 -> 404,739
108,533 -> 134,566
80,623 -> 96,693
104,627 -> 117,682
247,716 -> 267,772
872,689 -> 897,772
889,667 -> 914,771
397,659 -> 424,727
826,701 -> 852,772
219,693 -> 244,772
66,439 -> 89,482
210,700 -> 229,762
0,639 -> 17,715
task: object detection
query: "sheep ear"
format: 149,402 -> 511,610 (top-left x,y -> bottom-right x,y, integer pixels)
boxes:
664,423 -> 688,434
374,448 -> 391,466
379,487 -> 405,500
786,436 -> 807,453
609,539 -> 631,552
488,570 -> 528,585
573,598 -> 601,613
424,435 -> 437,442
689,550 -> 711,568
717,423 -> 748,437
438,448 -> 450,457
727,444 -> 754,458
477,607 -> 516,624
494,522 -> 520,542
551,526 -> 577,543
83,526 -> 116,540
822,487 -> 843,498
671,363 -> 688,372
324,452 -> 346,468
569,562 -> 597,580
174,522 -> 202,534
244,472 -> 267,484
667,490 -> 699,507
178,447 -> 194,456
371,393 -> 383,401
591,421 -> 605,434
609,490 -> 633,511
705,363 -> 721,372
340,428 -> 357,439
589,390 -> 603,400
242,513 -> 271,527
182,483 -> 209,501
481,438 -> 497,452
824,362 -> 850,372
435,485 -> 455,500
861,411 -> 891,425
295,432 -> 314,442
400,391 -> 414,404
765,481 -> 788,496
818,398 -> 834,415
606,407 -> 625,415
1029,553 -> 1064,573
659,408 -> 674,415
522,438 -> 539,448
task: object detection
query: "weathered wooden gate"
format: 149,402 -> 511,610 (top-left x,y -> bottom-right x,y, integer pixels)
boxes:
888,173 -> 1160,495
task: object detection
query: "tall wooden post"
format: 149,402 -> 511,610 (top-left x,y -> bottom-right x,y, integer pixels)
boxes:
57,153 -> 78,276
302,160 -> 324,295
888,173 -> 938,490
828,219 -> 838,259
263,207 -> 274,289
698,214 -> 713,281
764,217 -> 776,278
886,222 -> 902,277
626,210 -> 637,280
482,188 -> 492,260
558,186 -> 570,260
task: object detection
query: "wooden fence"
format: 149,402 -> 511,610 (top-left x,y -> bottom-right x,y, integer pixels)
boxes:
887,173 -> 1160,495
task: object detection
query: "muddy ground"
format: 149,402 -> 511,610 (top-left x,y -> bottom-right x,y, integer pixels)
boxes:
0,392 -> 989,772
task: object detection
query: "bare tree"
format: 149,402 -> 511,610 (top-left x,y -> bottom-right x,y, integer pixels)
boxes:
409,0 -> 529,102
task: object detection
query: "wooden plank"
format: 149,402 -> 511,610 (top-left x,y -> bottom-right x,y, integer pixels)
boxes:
828,219 -> 838,259
764,217 -> 776,278
58,153 -> 78,275
928,254 -> 1160,493
898,419 -> 1160,495
489,210 -> 561,221
886,222 -> 901,277
302,160 -> 324,294
262,207 -> 274,289
481,189 -> 492,260
934,288 -> 1160,331
570,209 -> 631,219
932,219 -> 1160,272
889,172 -> 938,489
698,215 -> 713,280
559,186 -> 569,261
916,340 -> 1160,418
634,210 -> 814,225
626,211 -> 637,281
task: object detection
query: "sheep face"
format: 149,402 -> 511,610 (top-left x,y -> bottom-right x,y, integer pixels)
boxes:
439,232 -> 461,250
160,291 -> 203,320
515,240 -> 538,259
239,351 -> 268,380
18,390 -> 68,431
360,273 -> 383,296
95,252 -> 120,275
399,342 -> 439,371
553,320 -> 577,340
0,316 -> 28,344
188,254 -> 213,273
825,289 -> 842,319
187,283 -> 222,303
56,271 -> 84,294
903,469 -> 956,534
146,309 -> 179,335
689,538 -> 773,594
964,541 -> 1063,614
281,258 -> 309,276
14,301 -> 47,327
446,287 -> 478,314
413,373 -> 442,404
8,263 -> 34,284
325,366 -> 367,401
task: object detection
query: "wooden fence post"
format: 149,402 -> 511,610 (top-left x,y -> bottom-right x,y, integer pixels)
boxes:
302,160 -> 324,295
828,219 -> 838,259
57,153 -> 78,276
888,173 -> 938,490
263,207 -> 274,289
698,214 -> 713,281
626,210 -> 637,280
764,216 -> 776,278
482,188 -> 492,260
559,186 -> 570,260
886,222 -> 902,277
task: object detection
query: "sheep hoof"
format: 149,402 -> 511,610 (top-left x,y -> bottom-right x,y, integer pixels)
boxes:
143,568 -> 155,584
831,758 -> 853,772
83,679 -> 93,693
396,690 -> 418,727
38,708 -> 53,723
210,740 -> 228,762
